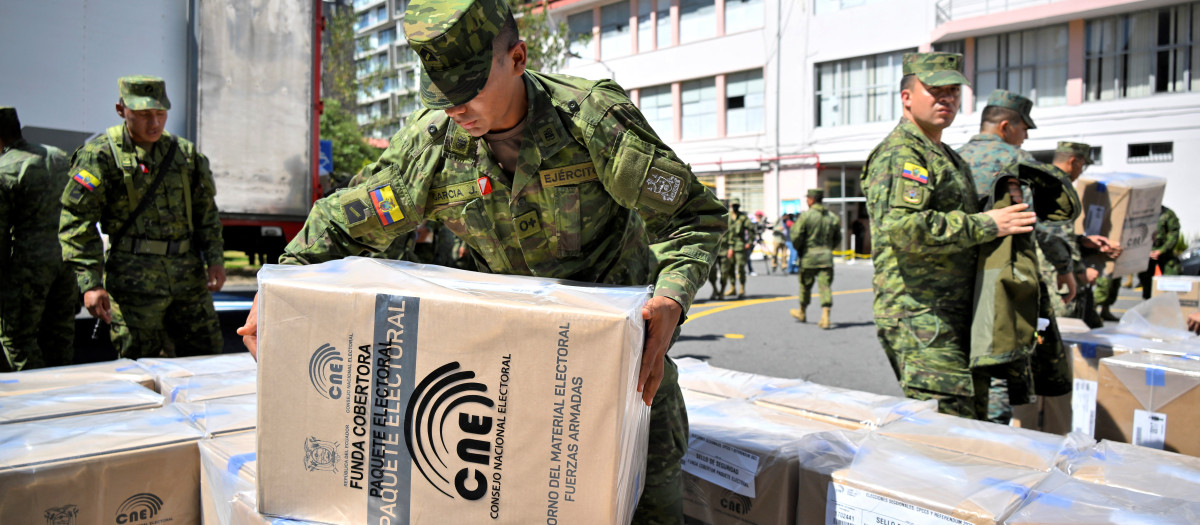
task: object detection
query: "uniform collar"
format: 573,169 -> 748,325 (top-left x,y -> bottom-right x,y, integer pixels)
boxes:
897,117 -> 949,158
968,133 -> 1005,144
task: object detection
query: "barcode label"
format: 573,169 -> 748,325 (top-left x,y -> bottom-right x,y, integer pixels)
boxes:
1084,204 -> 1106,236
1071,379 -> 1098,436
1132,410 -> 1167,450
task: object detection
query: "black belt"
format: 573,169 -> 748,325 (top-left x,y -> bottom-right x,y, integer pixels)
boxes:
113,237 -> 191,256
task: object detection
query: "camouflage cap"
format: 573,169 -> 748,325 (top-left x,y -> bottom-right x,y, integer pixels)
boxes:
404,0 -> 510,109
807,189 -> 824,199
118,76 -> 171,111
985,90 -> 1036,129
729,197 -> 741,206
0,106 -> 19,136
1057,141 -> 1093,165
902,52 -> 970,88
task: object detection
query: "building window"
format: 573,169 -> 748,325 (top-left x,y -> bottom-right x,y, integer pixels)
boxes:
568,11 -> 594,65
377,28 -> 395,47
1128,142 -> 1174,163
601,1 -> 632,59
934,40 -> 964,55
656,0 -> 672,49
1089,146 -> 1103,165
1086,3 -> 1200,101
638,84 -> 674,140
814,0 -> 883,16
725,0 -> 763,33
975,25 -> 1069,109
724,171 -> 764,214
725,70 -> 764,135
638,0 -> 654,52
681,77 -> 717,139
815,49 -> 909,127
679,0 -> 716,44
395,46 -> 416,66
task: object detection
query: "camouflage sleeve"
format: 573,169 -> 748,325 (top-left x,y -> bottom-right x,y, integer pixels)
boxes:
831,213 -> 843,251
789,213 -> 805,245
1035,221 -> 1074,275
1155,209 -> 1181,254
585,100 -> 727,313
279,116 -> 436,265
59,144 -> 109,292
0,166 -> 15,273
865,148 -> 998,253
191,150 -> 224,267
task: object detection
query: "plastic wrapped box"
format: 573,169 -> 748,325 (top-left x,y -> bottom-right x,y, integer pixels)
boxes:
1060,439 -> 1200,503
0,358 -> 154,396
256,258 -> 651,524
200,431 -> 258,525
877,411 -> 1093,471
176,394 -> 258,437
0,405 -> 205,524
675,357 -> 801,401
1005,470 -> 1200,524
138,353 -> 257,391
753,381 -> 935,429
161,369 -> 257,403
0,380 -> 162,424
1095,352 -> 1200,456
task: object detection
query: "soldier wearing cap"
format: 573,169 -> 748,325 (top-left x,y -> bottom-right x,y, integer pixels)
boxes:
237,0 -> 727,520
861,52 -> 1036,419
0,107 -> 80,370
59,76 -> 225,358
789,188 -> 840,328
723,197 -> 753,299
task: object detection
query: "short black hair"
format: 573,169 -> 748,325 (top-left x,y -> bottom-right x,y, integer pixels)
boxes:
900,74 -> 917,92
0,119 -> 20,143
980,106 -> 1021,129
493,11 -> 520,54
1053,151 -> 1079,165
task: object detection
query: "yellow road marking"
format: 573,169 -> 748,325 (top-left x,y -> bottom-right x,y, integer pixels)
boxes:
686,288 -> 873,324
724,334 -> 745,339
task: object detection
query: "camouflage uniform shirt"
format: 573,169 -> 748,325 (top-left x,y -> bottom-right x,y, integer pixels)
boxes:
726,212 -> 753,253
1,139 -> 68,287
863,118 -> 999,320
281,71 -> 727,313
790,203 -> 841,269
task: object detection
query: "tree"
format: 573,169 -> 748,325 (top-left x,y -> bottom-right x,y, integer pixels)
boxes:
322,5 -> 359,110
509,0 -> 574,73
320,98 -> 384,190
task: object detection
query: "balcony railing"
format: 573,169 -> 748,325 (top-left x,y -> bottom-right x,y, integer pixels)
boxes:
935,0 -> 1059,24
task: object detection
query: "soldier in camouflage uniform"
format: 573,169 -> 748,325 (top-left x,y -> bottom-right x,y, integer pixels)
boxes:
59,77 -> 225,358
862,53 -> 1036,419
1050,142 -> 1116,327
238,0 -> 727,522
1136,205 -> 1181,299
722,198 -> 753,299
0,107 -> 80,371
707,228 -> 728,300
789,189 -> 841,328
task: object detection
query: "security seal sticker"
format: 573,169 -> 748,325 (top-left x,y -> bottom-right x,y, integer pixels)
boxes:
682,434 -> 759,498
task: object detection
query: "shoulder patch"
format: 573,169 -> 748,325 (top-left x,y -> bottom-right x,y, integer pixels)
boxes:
343,198 -> 371,228
513,210 -> 541,239
445,126 -> 474,158
540,162 -> 597,188
901,162 -> 929,184
71,168 -> 101,191
643,168 -> 684,206
369,185 -> 405,226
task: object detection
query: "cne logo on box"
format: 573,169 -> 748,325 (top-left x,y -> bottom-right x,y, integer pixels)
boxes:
309,343 -> 345,400
405,361 -> 495,501
720,492 -> 753,515
114,493 -> 162,524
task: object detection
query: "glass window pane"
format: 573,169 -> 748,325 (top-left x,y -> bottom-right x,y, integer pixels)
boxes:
601,1 -> 632,59
725,0 -> 763,34
657,0 -> 671,48
681,78 -> 716,139
568,11 -> 594,66
727,70 -> 763,135
638,0 -> 653,52
977,35 -> 999,71
679,0 -> 716,44
639,85 -> 674,140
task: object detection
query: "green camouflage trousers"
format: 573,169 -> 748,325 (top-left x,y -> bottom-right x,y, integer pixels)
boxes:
707,256 -> 726,296
875,313 -> 989,420
0,262 -> 79,371
799,267 -> 834,307
1137,257 -> 1181,299
721,251 -> 748,289
106,252 -> 222,358
633,356 -> 688,525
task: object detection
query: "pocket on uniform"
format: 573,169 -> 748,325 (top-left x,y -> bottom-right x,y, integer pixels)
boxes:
549,186 -> 582,257
453,198 -> 512,272
902,358 -> 974,398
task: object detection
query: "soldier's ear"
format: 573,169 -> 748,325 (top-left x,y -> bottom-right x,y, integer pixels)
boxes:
509,40 -> 528,76
114,102 -> 126,119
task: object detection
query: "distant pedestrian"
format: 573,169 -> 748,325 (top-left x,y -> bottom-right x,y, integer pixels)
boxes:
1136,205 -> 1181,299
789,189 -> 841,328
723,198 -> 753,299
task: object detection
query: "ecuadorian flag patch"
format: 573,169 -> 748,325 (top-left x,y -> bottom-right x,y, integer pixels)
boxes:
901,162 -> 929,184
72,169 -> 101,191
369,185 -> 404,225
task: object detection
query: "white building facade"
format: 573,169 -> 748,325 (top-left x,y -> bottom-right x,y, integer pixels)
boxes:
549,0 -> 1200,244
352,0 -> 423,139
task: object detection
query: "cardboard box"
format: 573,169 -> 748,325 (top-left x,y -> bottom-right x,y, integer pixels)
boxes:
675,357 -> 801,400
877,411 -> 1092,471
0,405 -> 205,525
138,353 -> 258,391
256,258 -> 651,524
795,429 -> 865,525
1060,439 -> 1200,503
161,369 -> 257,403
815,434 -> 1048,525
230,492 -> 323,525
0,380 -> 162,424
0,358 -> 154,396
1074,172 -> 1166,277
681,399 -> 840,525
752,382 -> 935,429
200,431 -> 258,525
176,394 -> 257,437
1153,276 -> 1200,318
1095,352 -> 1200,457
1005,470 -> 1200,524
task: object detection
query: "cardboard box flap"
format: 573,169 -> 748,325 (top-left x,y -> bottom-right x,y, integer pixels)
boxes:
833,434 -> 1046,523
675,357 -> 802,400
878,411 -> 1093,471
0,379 -> 162,424
753,382 -> 935,428
0,358 -> 154,396
175,394 -> 257,437
1062,439 -> 1200,502
1100,353 -> 1200,411
200,431 -> 258,525
1006,470 -> 1200,524
161,369 -> 257,403
0,405 -> 204,469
